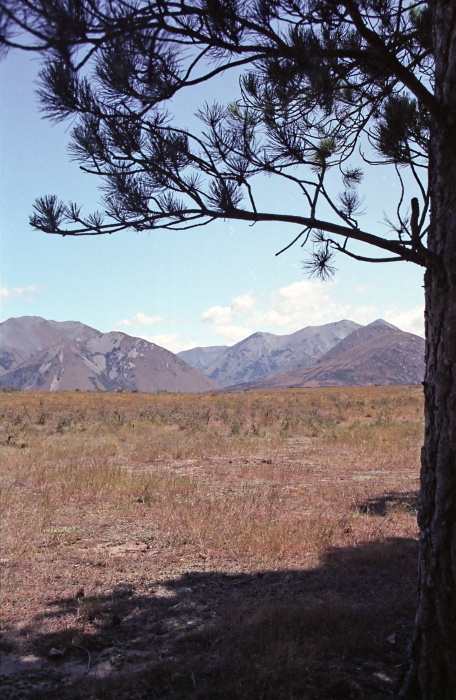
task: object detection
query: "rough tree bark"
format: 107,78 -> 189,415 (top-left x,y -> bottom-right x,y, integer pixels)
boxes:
400,2 -> 456,697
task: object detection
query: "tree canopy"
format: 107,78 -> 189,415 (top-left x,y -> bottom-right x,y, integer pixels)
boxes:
0,0 -> 435,275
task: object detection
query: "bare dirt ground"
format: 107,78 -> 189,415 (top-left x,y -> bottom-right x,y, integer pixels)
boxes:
0,387 -> 422,698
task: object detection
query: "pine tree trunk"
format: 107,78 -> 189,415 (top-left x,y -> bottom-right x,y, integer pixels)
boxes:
400,2 -> 456,697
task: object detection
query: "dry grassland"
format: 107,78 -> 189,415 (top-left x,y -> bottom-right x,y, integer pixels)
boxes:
0,386 -> 423,698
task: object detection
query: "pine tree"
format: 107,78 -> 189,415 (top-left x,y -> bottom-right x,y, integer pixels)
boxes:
1,2 -> 455,695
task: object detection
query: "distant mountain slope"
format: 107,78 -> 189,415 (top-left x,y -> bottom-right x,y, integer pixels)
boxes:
315,319 -> 400,363
178,345 -> 228,373
186,320 -> 361,387
0,317 -> 219,393
0,316 -> 100,377
223,331 -> 425,391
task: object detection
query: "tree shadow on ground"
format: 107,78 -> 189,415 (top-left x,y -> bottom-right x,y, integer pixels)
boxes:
356,491 -> 419,517
1,535 -> 418,699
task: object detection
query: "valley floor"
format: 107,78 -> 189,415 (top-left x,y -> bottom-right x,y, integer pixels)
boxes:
0,386 -> 422,698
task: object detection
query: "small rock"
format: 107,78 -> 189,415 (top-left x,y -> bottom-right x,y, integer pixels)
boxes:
48,647 -> 63,658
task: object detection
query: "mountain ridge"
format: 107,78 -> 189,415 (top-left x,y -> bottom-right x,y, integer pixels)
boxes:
179,319 -> 362,387
1,315 -> 425,392
222,330 -> 424,391
0,317 -> 218,393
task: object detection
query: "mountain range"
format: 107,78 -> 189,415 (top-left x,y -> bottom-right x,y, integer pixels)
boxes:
221,328 -> 425,391
178,319 -> 361,387
178,318 -> 424,389
0,316 -> 425,392
0,317 -> 218,393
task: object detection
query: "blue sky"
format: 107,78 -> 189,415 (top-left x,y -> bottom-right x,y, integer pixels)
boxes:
1,50 -> 425,353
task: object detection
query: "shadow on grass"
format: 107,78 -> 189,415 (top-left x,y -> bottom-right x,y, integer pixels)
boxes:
1,536 -> 418,700
356,491 -> 419,517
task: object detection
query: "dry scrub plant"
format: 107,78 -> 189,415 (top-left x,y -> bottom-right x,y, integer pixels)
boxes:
0,386 -> 422,698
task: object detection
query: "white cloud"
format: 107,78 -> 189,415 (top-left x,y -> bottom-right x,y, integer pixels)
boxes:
201,304 -> 235,326
350,305 -> 378,325
139,333 -> 200,354
116,312 -> 163,328
198,279 -> 426,347
119,283 -> 424,354
384,306 -> 425,337
200,280 -> 351,343
250,280 -> 350,333
204,324 -> 254,344
200,293 -> 256,340
201,292 -> 255,327
0,284 -> 44,303
231,292 -> 256,315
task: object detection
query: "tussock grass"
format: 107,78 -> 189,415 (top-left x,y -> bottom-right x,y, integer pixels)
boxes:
0,386 -> 422,698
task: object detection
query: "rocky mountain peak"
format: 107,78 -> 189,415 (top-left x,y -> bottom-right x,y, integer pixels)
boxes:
0,317 -> 219,393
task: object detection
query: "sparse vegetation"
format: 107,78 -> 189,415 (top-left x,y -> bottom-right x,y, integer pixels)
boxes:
0,386 -> 422,698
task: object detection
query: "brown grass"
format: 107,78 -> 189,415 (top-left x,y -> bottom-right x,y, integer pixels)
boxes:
0,386 -> 422,698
